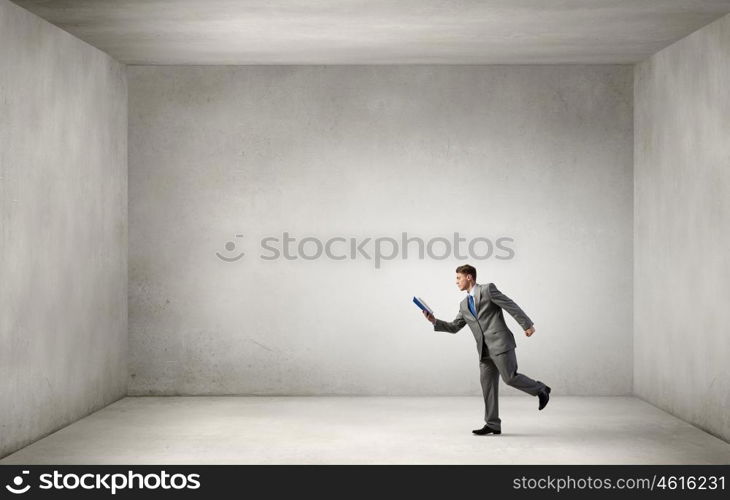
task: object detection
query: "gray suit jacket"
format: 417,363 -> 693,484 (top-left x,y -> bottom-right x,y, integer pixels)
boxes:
433,282 -> 533,358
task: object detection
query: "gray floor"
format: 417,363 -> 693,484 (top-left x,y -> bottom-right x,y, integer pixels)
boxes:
2,396 -> 729,464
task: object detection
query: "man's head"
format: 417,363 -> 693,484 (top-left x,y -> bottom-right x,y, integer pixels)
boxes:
455,264 -> 477,291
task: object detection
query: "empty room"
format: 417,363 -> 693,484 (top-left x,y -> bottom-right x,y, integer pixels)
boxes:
2,0 -> 730,476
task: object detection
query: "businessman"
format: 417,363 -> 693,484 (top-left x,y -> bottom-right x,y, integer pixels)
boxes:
423,264 -> 550,435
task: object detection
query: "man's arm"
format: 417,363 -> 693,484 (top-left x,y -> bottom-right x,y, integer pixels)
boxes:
487,283 -> 534,331
424,309 -> 466,334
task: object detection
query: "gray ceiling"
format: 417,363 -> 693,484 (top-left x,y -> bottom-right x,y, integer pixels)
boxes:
10,0 -> 730,65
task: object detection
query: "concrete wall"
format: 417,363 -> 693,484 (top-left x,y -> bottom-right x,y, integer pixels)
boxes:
0,0 -> 127,458
128,65 -> 633,396
635,14 -> 730,443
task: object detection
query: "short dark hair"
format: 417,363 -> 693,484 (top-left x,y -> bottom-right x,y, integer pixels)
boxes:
455,264 -> 476,280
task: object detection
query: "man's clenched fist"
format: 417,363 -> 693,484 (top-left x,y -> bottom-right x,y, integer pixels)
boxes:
422,310 -> 436,324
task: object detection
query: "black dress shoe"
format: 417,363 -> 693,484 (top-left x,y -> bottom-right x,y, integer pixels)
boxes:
538,385 -> 551,410
472,425 -> 501,435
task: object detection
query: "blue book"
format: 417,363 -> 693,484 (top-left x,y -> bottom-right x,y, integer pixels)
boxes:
413,296 -> 434,315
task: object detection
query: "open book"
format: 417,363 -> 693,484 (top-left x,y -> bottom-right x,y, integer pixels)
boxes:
412,296 -> 434,315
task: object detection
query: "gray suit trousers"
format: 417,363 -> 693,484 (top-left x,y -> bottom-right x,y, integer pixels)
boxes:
479,346 -> 546,431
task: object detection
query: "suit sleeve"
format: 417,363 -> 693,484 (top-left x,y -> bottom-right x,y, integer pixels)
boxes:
433,309 -> 467,334
487,282 -> 534,330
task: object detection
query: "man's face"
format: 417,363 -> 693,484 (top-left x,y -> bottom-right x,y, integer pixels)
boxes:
455,272 -> 473,291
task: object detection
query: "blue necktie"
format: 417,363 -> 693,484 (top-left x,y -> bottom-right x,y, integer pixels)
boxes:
468,294 -> 477,317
